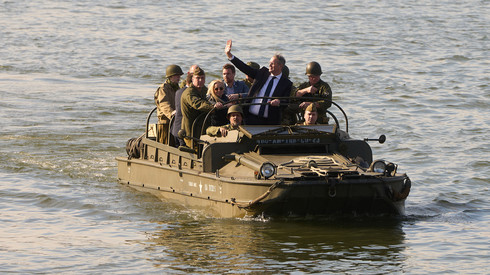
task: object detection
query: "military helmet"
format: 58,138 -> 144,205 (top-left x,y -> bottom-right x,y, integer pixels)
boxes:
165,64 -> 184,78
305,61 -> 322,76
246,61 -> 260,70
227,105 -> 244,117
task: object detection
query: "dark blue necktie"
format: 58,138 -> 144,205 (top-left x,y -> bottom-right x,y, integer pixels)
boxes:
258,76 -> 276,117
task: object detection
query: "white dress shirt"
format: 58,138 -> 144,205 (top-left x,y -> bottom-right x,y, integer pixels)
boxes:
249,73 -> 282,117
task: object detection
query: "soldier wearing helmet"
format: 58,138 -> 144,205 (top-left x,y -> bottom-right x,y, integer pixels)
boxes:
206,105 -> 244,137
154,64 -> 184,144
295,61 -> 333,124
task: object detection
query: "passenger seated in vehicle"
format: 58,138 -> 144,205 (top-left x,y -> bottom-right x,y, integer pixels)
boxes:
206,79 -> 232,126
206,105 -> 243,137
297,103 -> 319,125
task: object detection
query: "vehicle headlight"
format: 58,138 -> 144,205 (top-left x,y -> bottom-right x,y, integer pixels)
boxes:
385,162 -> 396,175
369,160 -> 386,173
260,162 -> 276,179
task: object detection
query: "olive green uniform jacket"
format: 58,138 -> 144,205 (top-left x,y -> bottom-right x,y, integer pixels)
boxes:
181,85 -> 214,147
206,124 -> 240,136
154,79 -> 178,123
295,79 -> 332,123
154,79 -> 179,144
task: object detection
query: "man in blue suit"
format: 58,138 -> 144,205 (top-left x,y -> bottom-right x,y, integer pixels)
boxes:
225,40 -> 292,125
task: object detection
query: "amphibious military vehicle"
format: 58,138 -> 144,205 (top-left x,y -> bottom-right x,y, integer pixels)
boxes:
116,100 -> 411,218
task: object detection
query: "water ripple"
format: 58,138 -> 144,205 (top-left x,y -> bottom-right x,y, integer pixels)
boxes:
1,0 -> 489,273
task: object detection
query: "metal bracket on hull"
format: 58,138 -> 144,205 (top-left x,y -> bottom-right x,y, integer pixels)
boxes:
384,175 -> 411,202
393,176 -> 411,201
236,179 -> 283,210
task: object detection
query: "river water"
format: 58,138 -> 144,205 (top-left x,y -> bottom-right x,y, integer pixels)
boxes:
1,0 -> 488,273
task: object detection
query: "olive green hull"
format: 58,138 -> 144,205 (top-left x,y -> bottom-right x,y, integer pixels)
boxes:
116,156 -> 409,218
118,107 -> 411,218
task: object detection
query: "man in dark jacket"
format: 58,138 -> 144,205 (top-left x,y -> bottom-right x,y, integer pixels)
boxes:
224,40 -> 292,125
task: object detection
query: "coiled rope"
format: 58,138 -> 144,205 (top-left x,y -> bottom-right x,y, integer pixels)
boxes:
125,133 -> 145,159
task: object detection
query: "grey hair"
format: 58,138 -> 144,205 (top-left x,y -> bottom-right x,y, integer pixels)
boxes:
273,53 -> 286,66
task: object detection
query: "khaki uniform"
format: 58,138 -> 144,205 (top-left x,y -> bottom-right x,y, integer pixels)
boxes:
179,79 -> 187,89
206,124 -> 240,136
154,79 -> 179,144
281,84 -> 300,125
181,85 -> 214,148
295,79 -> 332,124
